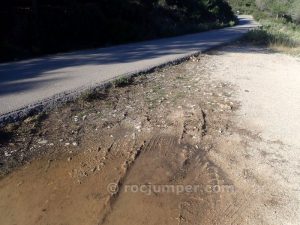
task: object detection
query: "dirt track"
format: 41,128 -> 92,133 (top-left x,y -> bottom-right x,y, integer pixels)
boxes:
0,44 -> 299,225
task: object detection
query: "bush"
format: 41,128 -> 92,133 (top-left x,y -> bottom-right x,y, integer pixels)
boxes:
255,0 -> 267,11
227,0 -> 257,14
291,1 -> 300,24
229,0 -> 300,24
0,0 -> 236,62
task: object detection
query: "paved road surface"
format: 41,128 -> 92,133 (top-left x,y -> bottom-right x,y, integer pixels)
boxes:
0,15 -> 258,121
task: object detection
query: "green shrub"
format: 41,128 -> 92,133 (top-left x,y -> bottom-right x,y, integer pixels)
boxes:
227,0 -> 257,14
291,1 -> 300,24
0,0 -> 236,62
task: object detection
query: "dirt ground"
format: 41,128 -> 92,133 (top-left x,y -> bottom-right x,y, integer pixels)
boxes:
0,44 -> 299,225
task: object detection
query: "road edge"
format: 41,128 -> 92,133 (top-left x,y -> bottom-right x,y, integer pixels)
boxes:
0,20 -> 256,126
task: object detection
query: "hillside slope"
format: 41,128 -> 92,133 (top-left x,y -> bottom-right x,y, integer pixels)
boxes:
1,0 -> 236,62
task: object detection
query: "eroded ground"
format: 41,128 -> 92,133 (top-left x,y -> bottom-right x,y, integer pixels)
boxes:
0,44 -> 299,225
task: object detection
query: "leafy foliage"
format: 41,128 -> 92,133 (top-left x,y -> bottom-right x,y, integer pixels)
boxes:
228,0 -> 300,23
229,0 -> 300,55
0,0 -> 236,62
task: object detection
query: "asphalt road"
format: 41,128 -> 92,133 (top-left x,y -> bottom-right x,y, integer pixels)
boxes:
0,15 -> 258,121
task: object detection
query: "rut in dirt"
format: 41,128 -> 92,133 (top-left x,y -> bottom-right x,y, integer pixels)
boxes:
0,53 -> 245,225
99,108 -> 234,225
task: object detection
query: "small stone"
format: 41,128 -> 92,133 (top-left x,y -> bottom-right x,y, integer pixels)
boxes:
24,117 -> 34,124
72,142 -> 78,146
67,157 -> 72,162
131,133 -> 136,139
4,151 -> 11,157
65,143 -> 70,146
38,139 -> 48,144
121,162 -> 127,169
82,115 -> 87,121
219,104 -> 232,110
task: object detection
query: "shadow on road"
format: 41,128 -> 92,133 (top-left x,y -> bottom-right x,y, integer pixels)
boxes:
0,18 -> 254,96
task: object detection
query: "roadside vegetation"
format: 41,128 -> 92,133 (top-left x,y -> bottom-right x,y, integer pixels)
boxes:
0,0 -> 236,62
228,0 -> 300,55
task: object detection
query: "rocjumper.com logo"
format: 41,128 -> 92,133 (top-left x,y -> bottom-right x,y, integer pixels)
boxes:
107,183 -> 235,195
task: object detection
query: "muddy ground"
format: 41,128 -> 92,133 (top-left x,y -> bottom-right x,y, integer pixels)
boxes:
0,44 -> 299,225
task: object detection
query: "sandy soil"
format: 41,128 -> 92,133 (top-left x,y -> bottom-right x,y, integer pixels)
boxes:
0,44 -> 299,225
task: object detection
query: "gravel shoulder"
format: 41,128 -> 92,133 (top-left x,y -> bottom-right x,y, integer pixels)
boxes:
208,45 -> 300,224
0,44 -> 299,225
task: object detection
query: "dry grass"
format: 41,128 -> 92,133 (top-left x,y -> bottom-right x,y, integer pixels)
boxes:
242,18 -> 300,56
